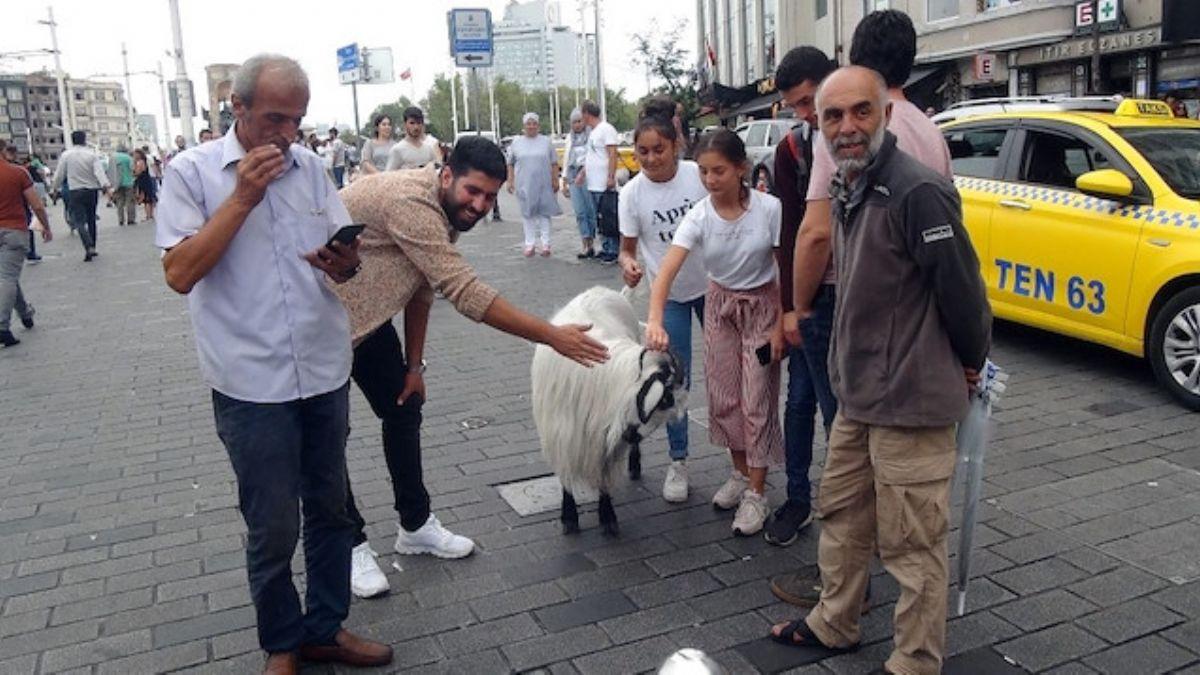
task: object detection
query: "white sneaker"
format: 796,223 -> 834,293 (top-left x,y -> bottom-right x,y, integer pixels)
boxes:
350,543 -> 390,598
663,461 -> 689,503
712,471 -> 750,510
732,490 -> 769,536
394,514 -> 475,559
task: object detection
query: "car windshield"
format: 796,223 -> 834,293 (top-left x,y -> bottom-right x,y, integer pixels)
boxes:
1117,127 -> 1200,199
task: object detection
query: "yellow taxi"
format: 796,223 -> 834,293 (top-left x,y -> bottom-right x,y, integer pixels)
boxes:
940,98 -> 1200,409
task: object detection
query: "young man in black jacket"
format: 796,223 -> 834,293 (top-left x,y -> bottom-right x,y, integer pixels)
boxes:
765,46 -> 838,547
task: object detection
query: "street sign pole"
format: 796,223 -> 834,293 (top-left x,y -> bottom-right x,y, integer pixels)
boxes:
352,81 -> 360,137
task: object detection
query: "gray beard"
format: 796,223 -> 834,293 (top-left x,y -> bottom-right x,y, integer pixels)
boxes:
826,123 -> 887,176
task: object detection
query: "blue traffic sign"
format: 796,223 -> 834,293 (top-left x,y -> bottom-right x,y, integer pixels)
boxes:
337,43 -> 359,72
337,43 -> 361,84
449,9 -> 493,68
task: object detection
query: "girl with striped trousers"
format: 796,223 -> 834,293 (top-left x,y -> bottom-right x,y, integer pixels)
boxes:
645,129 -> 786,536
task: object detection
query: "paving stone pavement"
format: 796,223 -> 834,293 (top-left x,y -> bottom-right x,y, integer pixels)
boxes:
1,192 -> 1198,674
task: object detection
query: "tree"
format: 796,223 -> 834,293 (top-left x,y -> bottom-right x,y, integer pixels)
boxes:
631,21 -> 700,124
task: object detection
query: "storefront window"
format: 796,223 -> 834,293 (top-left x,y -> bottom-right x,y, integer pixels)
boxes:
927,0 -> 957,21
816,0 -> 828,20
983,0 -> 1020,10
864,0 -> 889,14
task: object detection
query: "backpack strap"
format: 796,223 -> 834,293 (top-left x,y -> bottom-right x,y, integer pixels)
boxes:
788,123 -> 814,196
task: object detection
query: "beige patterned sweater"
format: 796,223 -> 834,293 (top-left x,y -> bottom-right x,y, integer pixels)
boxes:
333,167 -> 499,345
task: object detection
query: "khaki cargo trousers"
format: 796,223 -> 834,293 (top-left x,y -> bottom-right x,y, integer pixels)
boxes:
805,412 -> 957,675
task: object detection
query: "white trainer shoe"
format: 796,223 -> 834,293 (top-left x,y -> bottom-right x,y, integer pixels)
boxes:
350,543 -> 390,598
663,461 -> 689,503
732,490 -> 769,536
394,514 -> 475,559
712,471 -> 750,510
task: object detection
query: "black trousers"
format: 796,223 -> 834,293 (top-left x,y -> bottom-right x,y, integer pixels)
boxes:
346,321 -> 430,545
69,188 -> 99,250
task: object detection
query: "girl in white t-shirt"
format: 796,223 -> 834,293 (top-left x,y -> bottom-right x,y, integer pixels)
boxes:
646,129 -> 785,537
617,102 -> 709,504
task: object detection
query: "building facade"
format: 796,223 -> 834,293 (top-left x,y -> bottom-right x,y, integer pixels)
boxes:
491,0 -> 598,92
699,0 -> 1200,117
0,78 -> 30,153
24,72 -> 132,163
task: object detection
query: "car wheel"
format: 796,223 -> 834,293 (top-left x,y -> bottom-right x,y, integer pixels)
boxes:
1148,286 -> 1200,411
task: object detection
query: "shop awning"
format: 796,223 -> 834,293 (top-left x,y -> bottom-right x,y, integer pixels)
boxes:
728,92 -> 782,118
904,67 -> 942,89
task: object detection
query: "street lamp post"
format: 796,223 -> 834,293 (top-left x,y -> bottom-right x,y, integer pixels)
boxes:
167,0 -> 195,145
157,61 -> 170,149
38,7 -> 72,147
593,0 -> 605,119
122,43 -> 137,148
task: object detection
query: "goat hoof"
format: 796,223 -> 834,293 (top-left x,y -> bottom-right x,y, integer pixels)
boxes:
601,521 -> 619,537
562,521 -> 580,535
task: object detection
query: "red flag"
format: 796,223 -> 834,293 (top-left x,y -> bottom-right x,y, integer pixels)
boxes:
400,68 -> 412,81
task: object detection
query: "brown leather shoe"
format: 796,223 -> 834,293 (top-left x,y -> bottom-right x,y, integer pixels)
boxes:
263,652 -> 298,674
299,629 -> 393,667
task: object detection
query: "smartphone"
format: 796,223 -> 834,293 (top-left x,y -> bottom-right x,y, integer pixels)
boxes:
326,223 -> 365,248
755,342 -> 771,366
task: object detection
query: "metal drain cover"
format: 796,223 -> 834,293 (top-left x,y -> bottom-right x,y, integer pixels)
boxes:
497,475 -> 598,516
460,416 -> 492,429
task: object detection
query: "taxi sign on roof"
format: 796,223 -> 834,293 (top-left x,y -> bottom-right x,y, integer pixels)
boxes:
1115,99 -> 1174,118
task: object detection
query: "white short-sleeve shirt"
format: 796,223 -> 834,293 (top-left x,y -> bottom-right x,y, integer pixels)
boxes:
618,161 -> 708,302
387,135 -> 441,171
584,121 -> 619,192
672,190 -> 782,291
155,128 -> 353,403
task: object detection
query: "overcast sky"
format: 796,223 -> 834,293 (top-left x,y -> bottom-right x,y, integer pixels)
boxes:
2,0 -> 697,143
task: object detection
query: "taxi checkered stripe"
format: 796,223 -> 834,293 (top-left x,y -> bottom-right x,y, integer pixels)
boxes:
953,177 -> 1200,229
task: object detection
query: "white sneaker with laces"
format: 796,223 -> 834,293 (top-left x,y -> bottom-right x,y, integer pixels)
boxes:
662,461 -> 689,503
712,471 -> 750,510
350,543 -> 390,598
732,490 -> 769,536
394,514 -> 475,559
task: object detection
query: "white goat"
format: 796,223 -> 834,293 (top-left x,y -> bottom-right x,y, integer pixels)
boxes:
531,286 -> 687,535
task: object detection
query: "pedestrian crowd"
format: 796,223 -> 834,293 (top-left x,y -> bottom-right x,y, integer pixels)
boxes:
0,7 -> 996,675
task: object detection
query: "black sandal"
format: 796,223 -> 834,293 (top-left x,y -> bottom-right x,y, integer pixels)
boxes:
769,617 -> 861,654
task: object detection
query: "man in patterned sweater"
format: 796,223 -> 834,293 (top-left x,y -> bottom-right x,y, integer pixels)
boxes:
332,136 -> 609,598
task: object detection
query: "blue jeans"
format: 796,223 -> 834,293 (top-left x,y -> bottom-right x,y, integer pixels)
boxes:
212,383 -> 353,653
662,295 -> 705,460
567,168 -> 596,239
784,285 -> 838,507
590,190 -> 619,257
332,166 -> 345,188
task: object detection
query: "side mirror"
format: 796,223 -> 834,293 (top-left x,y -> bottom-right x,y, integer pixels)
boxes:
1075,169 -> 1135,201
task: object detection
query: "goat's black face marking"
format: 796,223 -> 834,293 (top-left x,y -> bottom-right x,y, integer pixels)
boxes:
635,366 -> 678,424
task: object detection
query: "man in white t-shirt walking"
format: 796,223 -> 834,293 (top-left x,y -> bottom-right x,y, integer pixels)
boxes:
386,107 -> 443,171
576,100 -> 619,263
328,127 -> 347,188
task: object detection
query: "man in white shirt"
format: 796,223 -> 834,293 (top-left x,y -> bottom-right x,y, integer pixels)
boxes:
51,130 -> 110,261
328,127 -> 347,188
386,107 -> 443,170
155,53 -> 391,675
577,99 -> 620,262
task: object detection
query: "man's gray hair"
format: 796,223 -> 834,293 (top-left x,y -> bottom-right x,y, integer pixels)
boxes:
232,54 -> 309,108
569,108 -> 583,122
